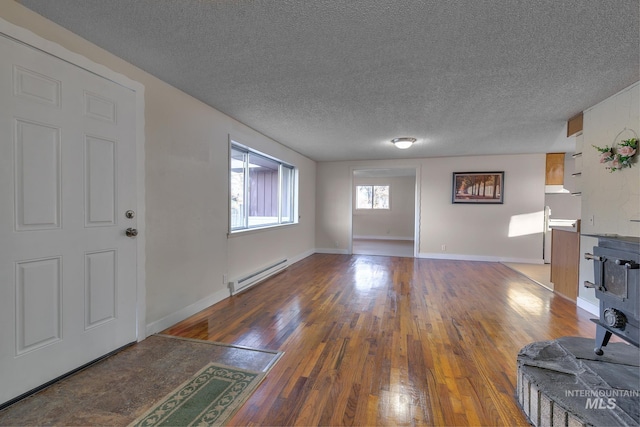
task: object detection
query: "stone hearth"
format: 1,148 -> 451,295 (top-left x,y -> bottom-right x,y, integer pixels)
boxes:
517,337 -> 639,427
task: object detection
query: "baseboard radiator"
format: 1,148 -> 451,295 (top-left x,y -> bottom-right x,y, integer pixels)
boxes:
228,258 -> 288,295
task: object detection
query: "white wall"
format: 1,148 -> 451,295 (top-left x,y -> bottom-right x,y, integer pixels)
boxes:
317,154 -> 546,262
352,175 -> 415,240
0,2 -> 316,334
315,162 -> 354,253
419,154 -> 545,261
578,82 -> 640,309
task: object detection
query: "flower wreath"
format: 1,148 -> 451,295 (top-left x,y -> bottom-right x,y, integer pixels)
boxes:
593,136 -> 638,172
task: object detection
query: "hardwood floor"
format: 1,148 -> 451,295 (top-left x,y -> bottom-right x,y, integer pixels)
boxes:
162,254 -> 597,426
502,262 -> 553,291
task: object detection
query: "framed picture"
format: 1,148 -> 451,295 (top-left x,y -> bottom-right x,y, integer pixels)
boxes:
452,171 -> 504,204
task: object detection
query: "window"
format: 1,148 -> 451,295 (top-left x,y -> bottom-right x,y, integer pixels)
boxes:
230,142 -> 296,231
356,185 -> 389,209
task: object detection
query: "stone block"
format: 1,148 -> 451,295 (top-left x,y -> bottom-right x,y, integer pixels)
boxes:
530,382 -> 540,426
552,405 -> 567,427
540,393 -> 552,427
517,369 -> 523,406
567,413 -> 585,427
523,376 -> 530,418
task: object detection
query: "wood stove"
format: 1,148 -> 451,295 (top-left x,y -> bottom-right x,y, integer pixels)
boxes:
584,234 -> 639,355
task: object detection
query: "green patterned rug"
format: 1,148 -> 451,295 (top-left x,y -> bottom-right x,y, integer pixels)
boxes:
130,362 -> 264,427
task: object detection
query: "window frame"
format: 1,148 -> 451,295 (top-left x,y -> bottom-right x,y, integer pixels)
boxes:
229,140 -> 297,233
355,184 -> 390,210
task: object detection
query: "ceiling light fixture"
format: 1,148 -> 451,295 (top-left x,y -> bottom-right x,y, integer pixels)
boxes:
391,137 -> 417,149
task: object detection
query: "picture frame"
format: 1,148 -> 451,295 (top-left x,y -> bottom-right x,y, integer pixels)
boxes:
452,171 -> 504,204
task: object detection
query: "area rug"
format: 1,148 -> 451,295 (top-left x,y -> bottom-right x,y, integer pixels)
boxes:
0,335 -> 282,426
130,362 -> 264,427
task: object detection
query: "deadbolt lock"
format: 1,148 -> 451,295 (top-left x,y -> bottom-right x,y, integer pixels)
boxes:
125,210 -> 135,219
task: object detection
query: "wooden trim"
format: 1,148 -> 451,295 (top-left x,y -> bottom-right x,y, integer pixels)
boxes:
567,112 -> 583,137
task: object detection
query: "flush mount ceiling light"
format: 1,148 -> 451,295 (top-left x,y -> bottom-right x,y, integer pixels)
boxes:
391,137 -> 417,149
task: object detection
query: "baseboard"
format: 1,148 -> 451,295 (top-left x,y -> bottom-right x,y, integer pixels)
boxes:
352,235 -> 414,241
146,287 -> 230,336
315,249 -> 542,264
418,252 -> 543,264
577,297 -> 599,316
501,259 -> 546,265
145,248 -> 318,335
289,248 -> 315,264
315,248 -> 350,255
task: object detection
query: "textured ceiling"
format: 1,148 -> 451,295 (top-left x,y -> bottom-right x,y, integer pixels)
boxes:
19,0 -> 639,161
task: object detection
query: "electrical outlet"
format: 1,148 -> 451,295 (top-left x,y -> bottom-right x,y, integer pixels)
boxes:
589,215 -> 595,225
441,244 -> 446,252
223,274 -> 227,285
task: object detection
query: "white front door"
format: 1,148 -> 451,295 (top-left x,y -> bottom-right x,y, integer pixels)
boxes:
0,33 -> 138,405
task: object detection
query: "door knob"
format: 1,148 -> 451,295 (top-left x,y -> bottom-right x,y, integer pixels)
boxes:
125,228 -> 138,238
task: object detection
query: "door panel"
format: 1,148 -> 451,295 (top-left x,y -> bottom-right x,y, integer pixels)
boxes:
0,34 -> 138,405
14,119 -> 61,230
15,257 -> 62,355
85,250 -> 117,328
85,135 -> 117,226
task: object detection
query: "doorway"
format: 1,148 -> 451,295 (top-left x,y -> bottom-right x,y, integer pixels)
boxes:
351,168 -> 418,257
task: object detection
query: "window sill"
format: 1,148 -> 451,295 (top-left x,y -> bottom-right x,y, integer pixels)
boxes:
228,222 -> 298,238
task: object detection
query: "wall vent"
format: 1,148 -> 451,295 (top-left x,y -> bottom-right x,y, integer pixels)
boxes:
228,258 -> 288,295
